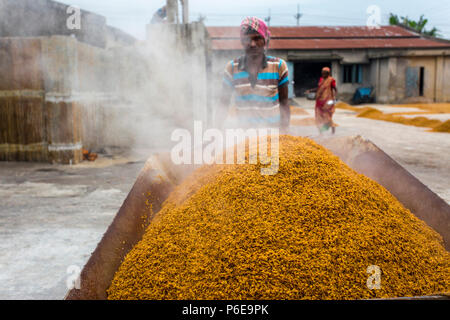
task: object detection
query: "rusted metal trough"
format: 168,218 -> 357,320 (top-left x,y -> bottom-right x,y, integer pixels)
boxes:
65,135 -> 450,300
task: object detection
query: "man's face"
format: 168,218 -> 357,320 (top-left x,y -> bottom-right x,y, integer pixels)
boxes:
241,33 -> 265,57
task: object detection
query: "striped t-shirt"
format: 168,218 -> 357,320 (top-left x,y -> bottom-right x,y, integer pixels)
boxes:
223,55 -> 289,127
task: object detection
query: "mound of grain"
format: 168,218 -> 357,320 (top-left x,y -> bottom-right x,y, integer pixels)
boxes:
356,107 -> 382,118
356,108 -> 443,129
432,120 -> 450,133
107,136 -> 449,300
408,116 -> 442,128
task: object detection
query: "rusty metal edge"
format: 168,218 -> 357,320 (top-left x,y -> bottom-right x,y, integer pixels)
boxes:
64,156 -> 176,300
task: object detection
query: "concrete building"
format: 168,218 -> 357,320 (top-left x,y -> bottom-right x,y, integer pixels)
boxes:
0,0 -> 136,48
207,26 -> 450,104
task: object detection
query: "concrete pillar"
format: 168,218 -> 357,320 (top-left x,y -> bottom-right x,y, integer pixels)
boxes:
387,57 -> 397,103
435,56 -> 444,102
166,0 -> 179,24
395,58 -> 407,102
331,61 -> 341,86
378,58 -> 389,103
181,0 -> 189,24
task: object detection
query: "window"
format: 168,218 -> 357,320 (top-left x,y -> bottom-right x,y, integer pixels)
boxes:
342,64 -> 363,84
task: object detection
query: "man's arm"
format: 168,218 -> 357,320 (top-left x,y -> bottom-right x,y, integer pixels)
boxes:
279,84 -> 290,133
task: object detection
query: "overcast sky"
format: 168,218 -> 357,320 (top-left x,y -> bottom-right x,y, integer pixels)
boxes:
58,0 -> 450,40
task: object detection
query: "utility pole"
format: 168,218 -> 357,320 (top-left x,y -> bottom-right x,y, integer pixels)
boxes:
265,9 -> 271,27
294,4 -> 302,26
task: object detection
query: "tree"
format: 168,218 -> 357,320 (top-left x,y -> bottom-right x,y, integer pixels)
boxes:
389,13 -> 440,37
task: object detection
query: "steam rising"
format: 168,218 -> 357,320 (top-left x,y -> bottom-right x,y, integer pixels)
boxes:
0,0 -> 211,160
91,22 -> 210,156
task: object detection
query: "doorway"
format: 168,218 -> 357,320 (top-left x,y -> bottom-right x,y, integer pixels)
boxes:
293,61 -> 332,97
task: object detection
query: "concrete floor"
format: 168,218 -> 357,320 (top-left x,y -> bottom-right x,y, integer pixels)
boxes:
0,155 -> 148,300
0,100 -> 449,300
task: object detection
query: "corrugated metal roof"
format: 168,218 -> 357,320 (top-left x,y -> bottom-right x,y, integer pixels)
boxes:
207,26 -> 450,50
211,38 -> 450,50
208,26 -> 419,39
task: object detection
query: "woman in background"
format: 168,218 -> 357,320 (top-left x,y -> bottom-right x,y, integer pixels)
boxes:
306,67 -> 337,134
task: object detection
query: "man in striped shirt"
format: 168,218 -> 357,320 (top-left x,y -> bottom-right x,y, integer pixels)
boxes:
219,17 -> 290,132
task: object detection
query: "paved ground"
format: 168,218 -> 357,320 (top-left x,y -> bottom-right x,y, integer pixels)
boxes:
0,100 -> 449,300
0,154 -> 149,300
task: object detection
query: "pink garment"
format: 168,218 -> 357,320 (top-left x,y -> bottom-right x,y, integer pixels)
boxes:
240,17 -> 271,44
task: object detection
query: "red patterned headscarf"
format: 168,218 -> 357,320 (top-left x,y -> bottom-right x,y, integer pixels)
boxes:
240,17 -> 271,45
